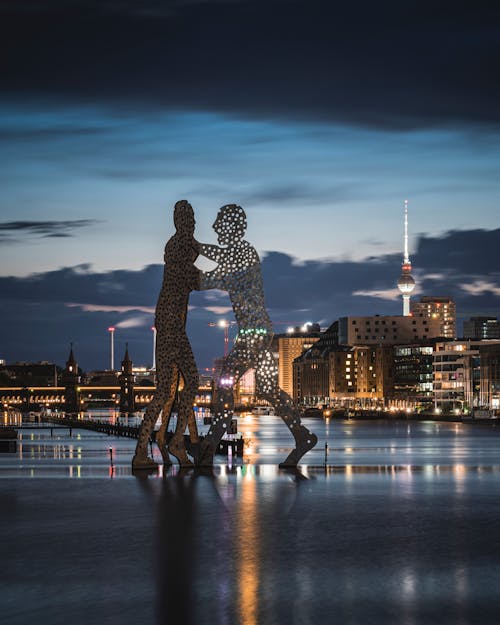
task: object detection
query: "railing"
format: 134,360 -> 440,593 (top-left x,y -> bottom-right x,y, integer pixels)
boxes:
38,413 -> 244,456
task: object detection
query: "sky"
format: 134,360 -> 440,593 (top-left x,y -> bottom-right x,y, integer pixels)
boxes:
1,0 -> 499,371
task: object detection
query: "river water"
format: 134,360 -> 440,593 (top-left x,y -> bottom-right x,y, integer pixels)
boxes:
1,415 -> 500,624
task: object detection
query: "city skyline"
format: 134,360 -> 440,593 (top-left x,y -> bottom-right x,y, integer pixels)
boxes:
1,1 -> 499,370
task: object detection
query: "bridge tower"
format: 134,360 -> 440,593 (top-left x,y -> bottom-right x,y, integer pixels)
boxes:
63,343 -> 80,414
119,343 -> 135,413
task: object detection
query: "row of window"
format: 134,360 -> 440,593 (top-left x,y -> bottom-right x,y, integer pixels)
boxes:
352,319 -> 429,326
355,330 -> 431,340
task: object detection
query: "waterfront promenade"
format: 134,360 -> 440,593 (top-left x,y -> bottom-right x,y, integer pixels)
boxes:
2,414 -> 500,624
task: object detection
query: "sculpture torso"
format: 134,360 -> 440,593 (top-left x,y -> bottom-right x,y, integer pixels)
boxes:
200,239 -> 272,333
157,234 -> 200,335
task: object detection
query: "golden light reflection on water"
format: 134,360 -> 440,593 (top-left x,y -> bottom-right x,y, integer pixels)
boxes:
68,465 -> 82,478
453,463 -> 467,494
345,464 -> 353,481
237,466 -> 260,625
238,413 -> 260,463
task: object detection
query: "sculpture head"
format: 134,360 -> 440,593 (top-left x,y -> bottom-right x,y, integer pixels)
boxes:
213,204 -> 247,246
174,200 -> 195,236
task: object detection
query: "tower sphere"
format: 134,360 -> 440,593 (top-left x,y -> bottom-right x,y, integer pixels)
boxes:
398,273 -> 416,294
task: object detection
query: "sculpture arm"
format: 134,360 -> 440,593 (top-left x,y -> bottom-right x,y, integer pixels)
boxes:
189,238 -> 202,290
197,242 -> 227,290
199,243 -> 222,262
200,268 -> 226,291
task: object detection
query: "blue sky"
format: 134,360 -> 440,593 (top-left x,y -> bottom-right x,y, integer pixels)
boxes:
1,1 -> 499,371
2,104 -> 499,276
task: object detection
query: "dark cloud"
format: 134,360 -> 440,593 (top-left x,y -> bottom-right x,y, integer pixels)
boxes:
415,228 -> 500,275
240,182 -> 360,206
0,220 -> 101,241
1,1 -> 499,130
1,227 -> 500,370
0,0 -> 249,18
0,263 -> 160,304
0,126 -> 109,142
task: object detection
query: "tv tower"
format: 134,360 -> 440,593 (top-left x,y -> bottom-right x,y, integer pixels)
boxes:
397,199 -> 415,316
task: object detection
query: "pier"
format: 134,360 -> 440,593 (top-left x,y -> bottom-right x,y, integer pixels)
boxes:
8,413 -> 245,457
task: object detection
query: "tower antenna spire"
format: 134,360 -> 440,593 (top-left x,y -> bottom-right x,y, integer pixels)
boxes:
397,199 -> 415,316
404,199 -> 410,264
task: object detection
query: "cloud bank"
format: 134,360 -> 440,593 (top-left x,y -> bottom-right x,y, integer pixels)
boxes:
1,228 -> 499,370
0,220 -> 100,242
2,1 -> 500,130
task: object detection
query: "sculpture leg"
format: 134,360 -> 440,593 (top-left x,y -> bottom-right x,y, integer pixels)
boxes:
198,347 -> 243,466
168,349 -> 199,467
183,343 -> 200,448
256,348 -> 317,467
132,371 -> 170,469
168,393 -> 194,467
275,393 -> 318,467
155,365 -> 179,466
198,387 -> 234,466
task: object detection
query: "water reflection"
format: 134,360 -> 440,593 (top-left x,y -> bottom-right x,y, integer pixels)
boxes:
2,446 -> 500,625
4,416 -> 500,483
237,470 -> 259,625
136,467 -> 309,625
154,474 -> 197,625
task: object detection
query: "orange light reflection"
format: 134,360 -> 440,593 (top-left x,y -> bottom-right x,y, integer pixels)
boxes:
238,468 -> 259,625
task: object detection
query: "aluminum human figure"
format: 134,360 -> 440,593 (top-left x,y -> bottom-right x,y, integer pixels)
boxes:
132,200 -> 200,469
198,204 -> 317,466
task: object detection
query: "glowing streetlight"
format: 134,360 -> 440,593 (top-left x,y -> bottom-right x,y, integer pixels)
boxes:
219,320 -> 230,357
151,326 -> 157,370
108,327 -> 115,371
208,319 -> 236,357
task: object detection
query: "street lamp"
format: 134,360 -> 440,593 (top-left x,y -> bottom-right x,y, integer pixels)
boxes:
208,319 -> 236,357
219,319 -> 230,357
151,326 -> 157,370
108,327 -> 115,371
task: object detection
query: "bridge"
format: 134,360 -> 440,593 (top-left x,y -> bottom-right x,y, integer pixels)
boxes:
0,383 -> 213,412
2,412 -> 244,457
0,412 -> 244,458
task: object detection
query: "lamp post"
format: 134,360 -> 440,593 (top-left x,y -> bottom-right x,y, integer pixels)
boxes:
219,319 -> 230,357
208,319 -> 237,357
151,326 -> 157,369
108,327 -> 115,371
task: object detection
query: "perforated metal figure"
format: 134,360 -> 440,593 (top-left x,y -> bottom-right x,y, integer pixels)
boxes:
132,200 -> 200,469
198,204 -> 317,467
